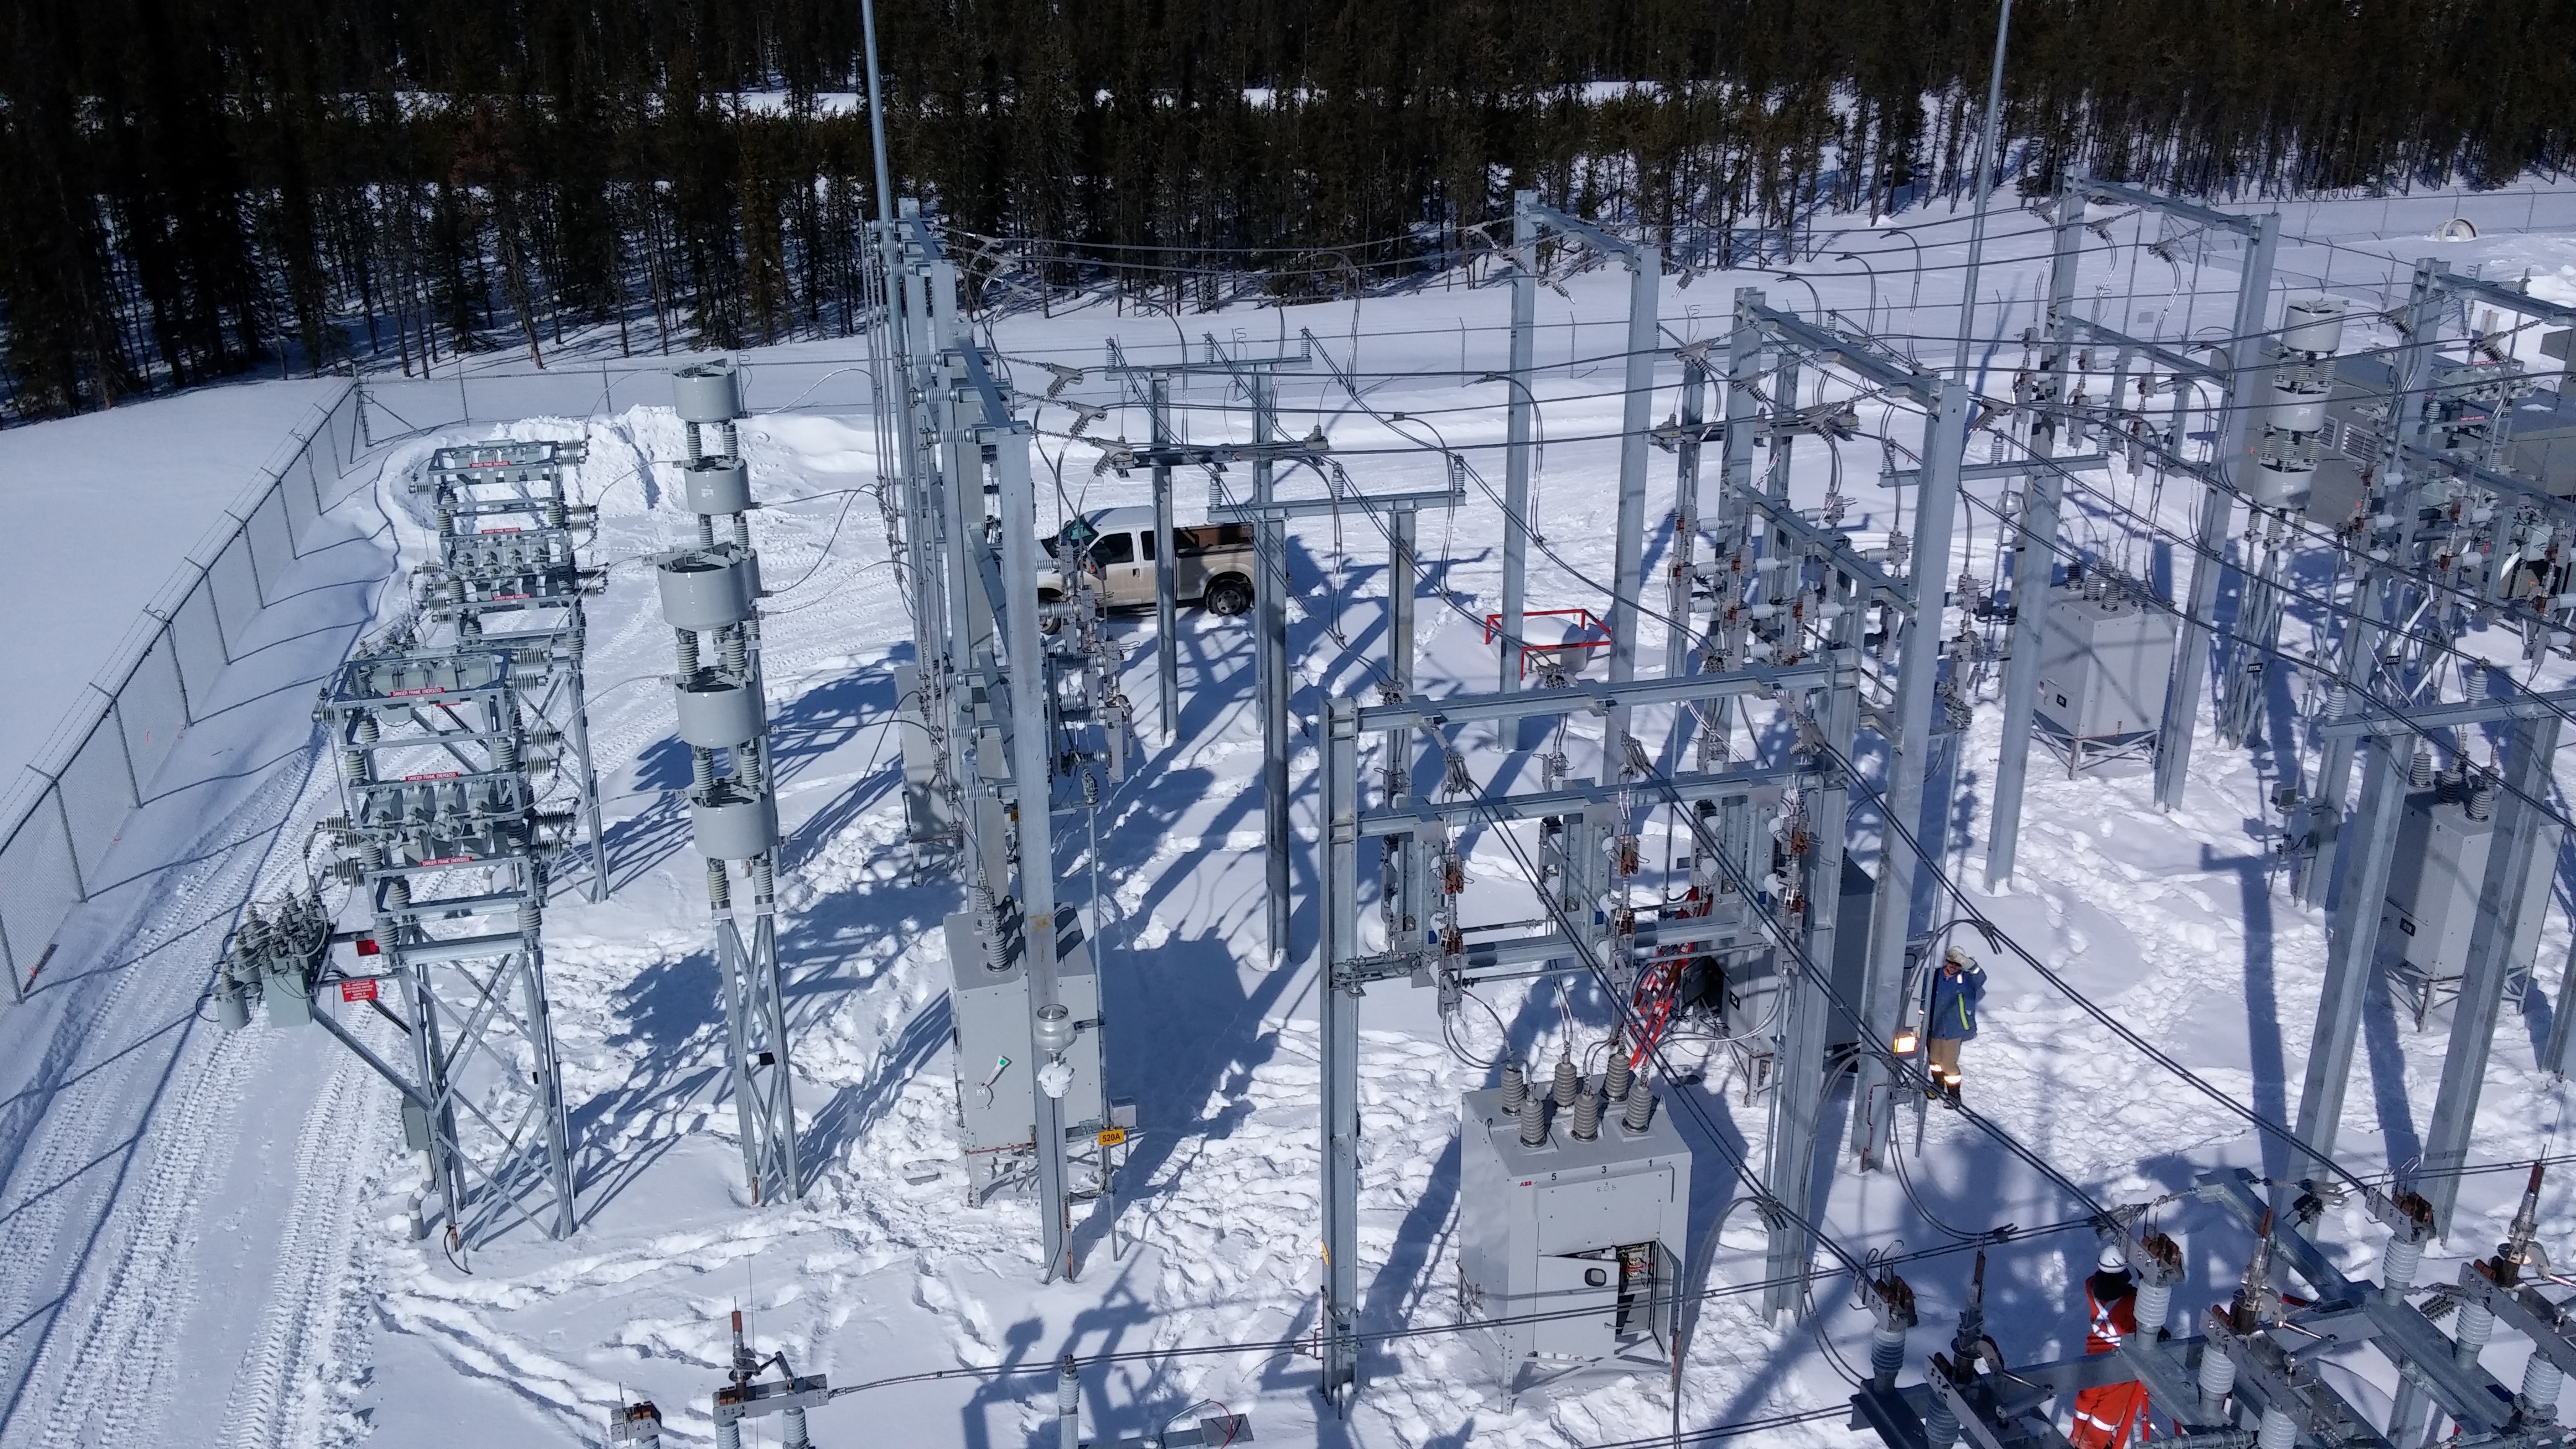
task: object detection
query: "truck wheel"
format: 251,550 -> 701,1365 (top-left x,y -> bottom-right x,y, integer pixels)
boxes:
1038,590 -> 1063,634
1204,577 -> 1252,616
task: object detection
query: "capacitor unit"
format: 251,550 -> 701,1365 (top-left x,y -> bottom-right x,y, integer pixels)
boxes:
2250,298 -> 2347,510
656,362 -> 803,1205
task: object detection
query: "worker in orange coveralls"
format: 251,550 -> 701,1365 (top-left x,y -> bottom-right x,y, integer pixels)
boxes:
2068,1242 -> 2151,1448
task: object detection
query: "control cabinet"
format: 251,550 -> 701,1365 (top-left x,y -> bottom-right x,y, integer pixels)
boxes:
2035,591 -> 2174,751
947,907 -> 1107,1199
2382,786 -> 2557,1024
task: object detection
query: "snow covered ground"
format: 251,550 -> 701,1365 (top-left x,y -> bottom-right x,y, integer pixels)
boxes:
0,379 -> 348,783
9,187 -> 2576,1449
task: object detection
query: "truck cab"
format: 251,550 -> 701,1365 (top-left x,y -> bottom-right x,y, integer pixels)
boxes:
1038,506 -> 1256,616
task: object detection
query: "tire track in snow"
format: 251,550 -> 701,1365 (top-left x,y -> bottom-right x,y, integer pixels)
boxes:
0,755 -> 323,1445
217,1041 -> 388,1449
33,1027 -> 252,1449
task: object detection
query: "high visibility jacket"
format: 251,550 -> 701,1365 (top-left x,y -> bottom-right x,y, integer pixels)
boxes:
1926,963 -> 1986,1041
2085,1272 -> 2139,1352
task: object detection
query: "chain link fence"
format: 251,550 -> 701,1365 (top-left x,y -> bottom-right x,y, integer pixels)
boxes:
0,381 -> 365,1000
355,352 -> 877,442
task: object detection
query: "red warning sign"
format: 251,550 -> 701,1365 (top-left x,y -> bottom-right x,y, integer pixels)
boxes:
341,978 -> 380,1003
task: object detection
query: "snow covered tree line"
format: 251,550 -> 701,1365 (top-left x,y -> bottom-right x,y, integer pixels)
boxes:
0,0 -> 2567,419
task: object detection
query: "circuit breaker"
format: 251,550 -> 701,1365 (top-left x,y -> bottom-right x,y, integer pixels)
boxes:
2034,590 -> 2175,747
1458,1081 -> 1692,1398
946,907 -> 1107,1199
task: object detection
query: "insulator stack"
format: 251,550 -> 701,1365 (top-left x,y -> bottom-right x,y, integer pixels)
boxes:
2523,1355 -> 2565,1421
1570,1088 -> 1601,1141
1516,1089 -> 1546,1146
2198,1334 -> 2239,1412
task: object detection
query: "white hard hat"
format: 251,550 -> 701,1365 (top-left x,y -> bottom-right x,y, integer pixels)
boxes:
2097,1243 -> 2126,1273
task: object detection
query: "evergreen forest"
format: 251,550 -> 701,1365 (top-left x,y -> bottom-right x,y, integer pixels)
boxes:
1,0 -> 2569,419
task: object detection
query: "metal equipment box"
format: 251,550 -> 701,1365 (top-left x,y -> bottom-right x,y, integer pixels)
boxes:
1689,854 -> 1873,1053
891,664 -> 961,848
2381,788 -> 2558,1024
947,908 -> 1105,1198
1457,1082 -> 1692,1398
2034,592 -> 2175,746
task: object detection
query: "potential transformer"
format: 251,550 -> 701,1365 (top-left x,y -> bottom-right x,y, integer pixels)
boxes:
945,907 -> 1124,1201
2382,776 -> 2559,1028
2034,583 -> 2175,771
1458,1074 -> 1692,1400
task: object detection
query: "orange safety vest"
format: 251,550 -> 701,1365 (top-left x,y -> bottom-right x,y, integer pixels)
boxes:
2086,1282 -> 2138,1354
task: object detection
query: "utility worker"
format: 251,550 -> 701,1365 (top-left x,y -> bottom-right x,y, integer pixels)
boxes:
1924,946 -> 1986,1100
2068,1243 -> 2151,1448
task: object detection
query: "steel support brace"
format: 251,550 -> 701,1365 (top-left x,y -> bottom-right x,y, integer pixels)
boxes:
561,655 -> 609,902
2292,733 -> 2408,1178
1984,172 -> 2085,889
1152,380 -> 1179,739
1388,507 -> 1417,695
992,425 -> 1075,1282
1850,380 -> 1971,1169
1703,292 -> 1763,755
2421,713 -> 2562,1234
1499,192 -> 1538,692
1765,655 -> 1858,1318
2300,568 -> 2388,907
2153,212 -> 2277,811
1318,697 -> 1362,1412
718,901 -> 800,1206
1255,375 -> 1292,970
2153,483 -> 2236,810
1665,357 -> 1708,680
1601,242 -> 1661,783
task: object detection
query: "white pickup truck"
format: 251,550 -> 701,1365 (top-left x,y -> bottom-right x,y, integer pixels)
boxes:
1037,505 -> 1256,617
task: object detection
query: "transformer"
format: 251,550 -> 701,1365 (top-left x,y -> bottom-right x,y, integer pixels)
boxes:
946,907 -> 1115,1200
2382,782 -> 2559,1028
2034,586 -> 2175,768
1458,1079 -> 1692,1399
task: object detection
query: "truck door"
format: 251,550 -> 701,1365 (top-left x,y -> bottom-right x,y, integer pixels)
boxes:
1088,531 -> 1147,605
